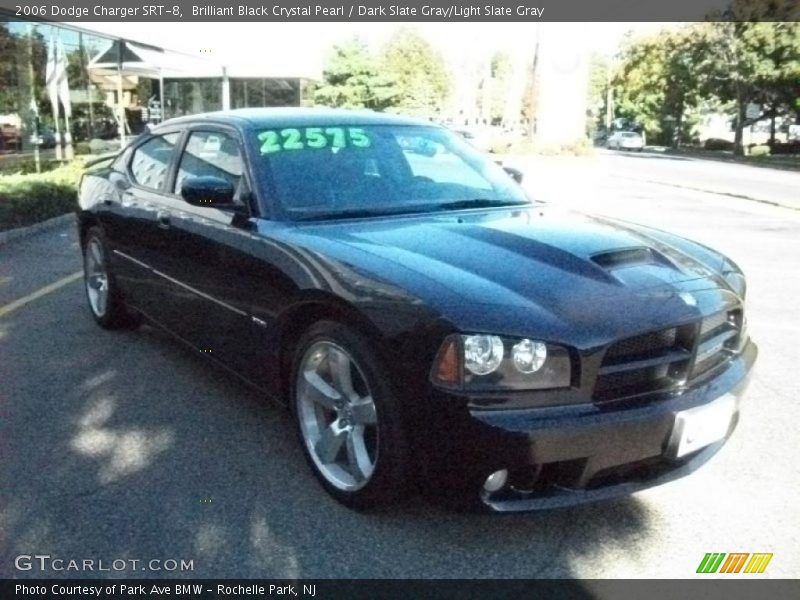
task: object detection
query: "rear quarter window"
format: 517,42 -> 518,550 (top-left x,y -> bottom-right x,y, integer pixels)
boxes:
130,133 -> 181,191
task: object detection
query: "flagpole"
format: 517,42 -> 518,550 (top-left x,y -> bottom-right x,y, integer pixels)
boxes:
79,32 -> 95,146
27,25 -> 41,174
57,37 -> 74,160
117,40 -> 126,148
46,33 -> 63,162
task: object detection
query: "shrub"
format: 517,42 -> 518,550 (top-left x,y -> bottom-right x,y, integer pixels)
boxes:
0,156 -> 62,175
75,142 -> 92,155
767,141 -> 800,155
0,159 -> 85,231
747,144 -> 771,157
500,137 -> 593,157
703,138 -> 734,151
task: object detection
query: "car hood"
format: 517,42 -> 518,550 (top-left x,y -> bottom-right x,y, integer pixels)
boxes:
288,206 -> 736,344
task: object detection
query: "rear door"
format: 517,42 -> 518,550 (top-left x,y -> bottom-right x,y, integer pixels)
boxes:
109,131 -> 183,319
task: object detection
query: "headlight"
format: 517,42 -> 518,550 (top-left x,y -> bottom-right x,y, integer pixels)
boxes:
722,259 -> 747,299
512,339 -> 547,373
463,335 -> 504,375
431,334 -> 571,391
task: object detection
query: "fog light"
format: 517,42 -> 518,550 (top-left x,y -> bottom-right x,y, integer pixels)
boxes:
483,469 -> 509,493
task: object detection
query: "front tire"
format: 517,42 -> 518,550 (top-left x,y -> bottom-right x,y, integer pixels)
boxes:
82,227 -> 140,330
290,321 -> 409,510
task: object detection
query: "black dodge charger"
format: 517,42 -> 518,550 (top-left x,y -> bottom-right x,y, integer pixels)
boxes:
77,108 -> 756,511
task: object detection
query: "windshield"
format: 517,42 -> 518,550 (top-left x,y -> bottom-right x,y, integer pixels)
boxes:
251,124 -> 529,220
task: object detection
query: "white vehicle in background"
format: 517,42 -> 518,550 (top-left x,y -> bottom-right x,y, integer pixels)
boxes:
607,131 -> 645,151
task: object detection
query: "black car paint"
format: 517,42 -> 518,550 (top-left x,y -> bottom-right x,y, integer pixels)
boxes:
78,108 -> 756,510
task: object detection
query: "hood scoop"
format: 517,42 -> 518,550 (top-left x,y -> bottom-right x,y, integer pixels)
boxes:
591,247 -> 675,271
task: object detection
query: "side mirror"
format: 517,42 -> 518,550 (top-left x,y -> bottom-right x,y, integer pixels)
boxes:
180,176 -> 235,207
503,166 -> 524,184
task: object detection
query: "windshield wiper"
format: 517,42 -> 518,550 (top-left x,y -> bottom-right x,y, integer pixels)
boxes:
295,206 -> 438,222
295,199 -> 530,221
435,198 -> 530,211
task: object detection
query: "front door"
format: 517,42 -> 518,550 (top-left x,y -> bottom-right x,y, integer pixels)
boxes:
148,128 -> 262,378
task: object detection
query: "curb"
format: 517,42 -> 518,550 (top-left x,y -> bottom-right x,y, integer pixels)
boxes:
637,178 -> 800,212
0,212 -> 76,246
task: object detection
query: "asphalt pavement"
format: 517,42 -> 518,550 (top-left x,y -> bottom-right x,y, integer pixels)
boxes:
1,149 -> 799,579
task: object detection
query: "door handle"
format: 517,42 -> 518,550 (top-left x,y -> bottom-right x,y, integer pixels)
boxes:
156,210 -> 171,229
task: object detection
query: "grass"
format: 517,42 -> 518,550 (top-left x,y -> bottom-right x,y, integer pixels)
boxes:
0,159 -> 86,232
660,146 -> 800,172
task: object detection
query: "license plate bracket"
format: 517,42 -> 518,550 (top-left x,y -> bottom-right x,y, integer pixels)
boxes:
668,394 -> 736,459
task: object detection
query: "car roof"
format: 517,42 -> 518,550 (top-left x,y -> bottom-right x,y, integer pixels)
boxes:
155,107 -> 438,132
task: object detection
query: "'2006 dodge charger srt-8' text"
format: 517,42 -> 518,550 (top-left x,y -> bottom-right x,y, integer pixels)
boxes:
77,109 -> 756,511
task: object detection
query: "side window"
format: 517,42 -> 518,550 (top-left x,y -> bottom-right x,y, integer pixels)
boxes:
174,131 -> 244,194
130,133 -> 180,191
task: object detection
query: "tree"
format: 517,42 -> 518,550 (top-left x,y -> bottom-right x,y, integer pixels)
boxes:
587,53 -> 610,135
0,24 -> 21,113
381,28 -> 450,116
487,51 -> 512,124
612,26 -> 705,146
313,39 -> 399,111
696,20 -> 800,153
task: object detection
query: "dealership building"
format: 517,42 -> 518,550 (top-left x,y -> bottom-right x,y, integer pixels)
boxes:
0,17 -> 315,158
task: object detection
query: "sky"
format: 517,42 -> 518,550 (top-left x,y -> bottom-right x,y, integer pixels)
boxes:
68,22 -> 673,78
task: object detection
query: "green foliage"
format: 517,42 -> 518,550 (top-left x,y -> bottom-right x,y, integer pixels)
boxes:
314,30 -> 451,116
0,159 -> 84,231
488,51 -> 512,123
75,142 -> 92,155
612,16 -> 800,152
612,26 -> 705,145
0,24 -> 18,114
313,39 -> 399,111
695,20 -> 800,153
381,28 -> 450,116
587,53 -> 610,134
704,138 -> 735,151
502,137 -> 593,157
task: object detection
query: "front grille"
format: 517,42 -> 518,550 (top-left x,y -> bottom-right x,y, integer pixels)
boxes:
594,309 -> 742,403
603,328 -> 678,362
595,325 -> 694,402
699,311 -> 728,336
691,310 -> 741,378
594,363 -> 675,401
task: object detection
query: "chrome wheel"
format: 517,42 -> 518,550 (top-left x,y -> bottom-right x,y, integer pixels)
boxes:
84,238 -> 109,318
297,341 -> 379,492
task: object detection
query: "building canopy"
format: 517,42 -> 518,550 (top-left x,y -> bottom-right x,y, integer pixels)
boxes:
87,39 -> 224,90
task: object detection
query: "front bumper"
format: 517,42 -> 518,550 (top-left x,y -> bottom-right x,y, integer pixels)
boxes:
421,339 -> 756,511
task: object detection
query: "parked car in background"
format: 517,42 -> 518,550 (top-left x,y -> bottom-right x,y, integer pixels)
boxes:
1,123 -> 22,153
77,108 -> 755,512
30,128 -> 56,149
607,131 -> 645,151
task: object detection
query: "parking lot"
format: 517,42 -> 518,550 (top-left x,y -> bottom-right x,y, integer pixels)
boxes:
1,149 -> 799,579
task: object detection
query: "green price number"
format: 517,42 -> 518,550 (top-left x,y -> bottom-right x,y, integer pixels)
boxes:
258,127 -> 371,154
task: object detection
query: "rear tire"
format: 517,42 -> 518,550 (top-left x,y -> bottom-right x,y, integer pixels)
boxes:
82,226 -> 140,330
290,320 -> 409,510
